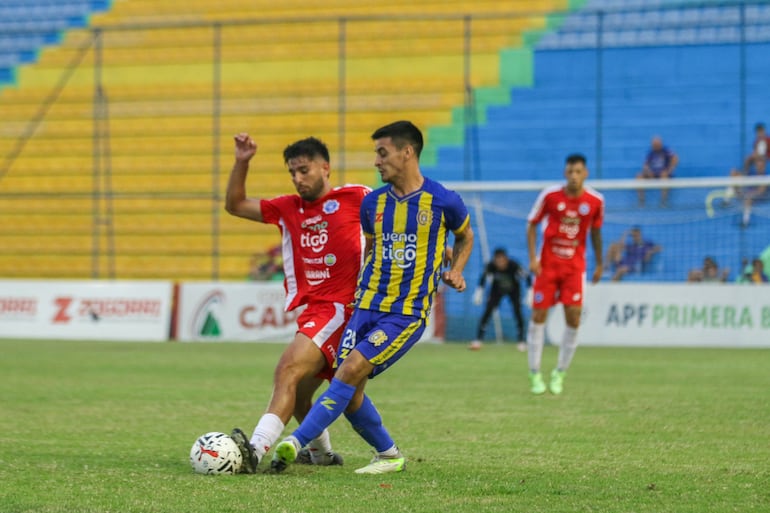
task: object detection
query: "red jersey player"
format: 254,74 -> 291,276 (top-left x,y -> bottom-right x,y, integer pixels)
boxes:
526,153 -> 604,395
225,133 -> 370,472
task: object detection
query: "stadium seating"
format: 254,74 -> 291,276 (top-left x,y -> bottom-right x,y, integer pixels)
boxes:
421,0 -> 770,328
0,0 -> 567,280
3,0 -> 768,288
423,2 -> 770,181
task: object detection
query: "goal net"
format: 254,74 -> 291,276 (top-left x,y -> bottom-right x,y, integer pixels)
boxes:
440,175 -> 770,342
447,175 -> 770,285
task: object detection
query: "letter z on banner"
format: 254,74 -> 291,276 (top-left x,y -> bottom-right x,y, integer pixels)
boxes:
0,280 -> 173,342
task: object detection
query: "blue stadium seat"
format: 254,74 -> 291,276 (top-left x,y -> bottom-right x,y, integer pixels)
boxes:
747,25 -> 770,43
560,13 -> 598,32
746,4 -> 770,23
0,67 -> 15,84
0,0 -> 108,82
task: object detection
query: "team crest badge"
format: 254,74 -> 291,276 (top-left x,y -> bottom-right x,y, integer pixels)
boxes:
368,330 -> 388,347
417,209 -> 432,226
578,202 -> 590,215
557,202 -> 566,211
323,200 -> 340,214
324,254 -> 337,266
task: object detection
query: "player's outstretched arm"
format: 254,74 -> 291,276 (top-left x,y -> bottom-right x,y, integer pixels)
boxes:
442,225 -> 474,292
225,133 -> 264,222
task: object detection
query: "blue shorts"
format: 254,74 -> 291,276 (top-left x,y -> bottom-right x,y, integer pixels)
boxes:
337,309 -> 426,378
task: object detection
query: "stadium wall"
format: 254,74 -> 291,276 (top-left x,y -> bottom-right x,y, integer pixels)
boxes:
2,280 -> 769,347
449,281 -> 770,348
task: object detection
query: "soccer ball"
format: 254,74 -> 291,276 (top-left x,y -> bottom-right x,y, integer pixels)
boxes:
189,432 -> 243,475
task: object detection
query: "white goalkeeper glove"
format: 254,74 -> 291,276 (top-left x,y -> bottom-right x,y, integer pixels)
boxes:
472,288 -> 484,306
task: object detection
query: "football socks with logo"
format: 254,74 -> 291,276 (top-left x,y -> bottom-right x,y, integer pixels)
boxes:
344,394 -> 395,453
293,377 -> 355,447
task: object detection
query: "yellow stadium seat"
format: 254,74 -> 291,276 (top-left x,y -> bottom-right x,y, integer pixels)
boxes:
0,0 -> 567,280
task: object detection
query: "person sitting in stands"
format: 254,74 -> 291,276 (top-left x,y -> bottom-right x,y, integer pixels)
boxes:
608,226 -> 661,281
687,256 -> 729,283
636,136 -> 678,206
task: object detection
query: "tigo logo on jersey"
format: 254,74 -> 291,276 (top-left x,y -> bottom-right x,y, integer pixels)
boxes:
368,329 -> 388,347
381,233 -> 418,270
301,216 -> 329,253
558,216 -> 581,239
301,229 -> 329,253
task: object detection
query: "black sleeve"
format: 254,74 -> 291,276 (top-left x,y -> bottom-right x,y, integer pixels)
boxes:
512,260 -> 531,287
478,261 -> 491,287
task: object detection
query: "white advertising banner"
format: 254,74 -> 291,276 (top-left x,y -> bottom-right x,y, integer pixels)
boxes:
176,282 -> 302,342
546,283 -> 770,347
175,281 -> 437,343
0,280 -> 173,342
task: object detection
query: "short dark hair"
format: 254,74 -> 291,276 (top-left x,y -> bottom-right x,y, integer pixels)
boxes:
371,120 -> 424,158
755,122 -> 766,132
283,137 -> 330,164
565,153 -> 587,165
493,247 -> 507,257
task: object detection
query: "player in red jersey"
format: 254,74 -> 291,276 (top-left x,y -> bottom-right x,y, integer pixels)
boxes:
526,153 -> 604,395
225,133 -> 370,472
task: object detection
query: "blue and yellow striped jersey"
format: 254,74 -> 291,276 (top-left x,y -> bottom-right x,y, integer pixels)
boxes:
355,177 -> 470,318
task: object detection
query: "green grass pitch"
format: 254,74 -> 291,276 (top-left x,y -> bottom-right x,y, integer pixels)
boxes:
1,338 -> 768,513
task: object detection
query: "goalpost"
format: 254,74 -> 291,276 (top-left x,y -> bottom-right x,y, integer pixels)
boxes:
443,175 -> 770,343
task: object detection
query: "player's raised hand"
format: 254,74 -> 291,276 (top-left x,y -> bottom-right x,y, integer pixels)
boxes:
442,269 -> 467,292
234,133 -> 257,162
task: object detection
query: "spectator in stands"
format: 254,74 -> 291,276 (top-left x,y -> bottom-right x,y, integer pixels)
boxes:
687,256 -> 729,283
736,258 -> 769,284
742,122 -> 770,172
247,245 -> 284,281
728,123 -> 769,226
608,226 -> 662,281
636,136 -> 678,206
760,243 -> 770,277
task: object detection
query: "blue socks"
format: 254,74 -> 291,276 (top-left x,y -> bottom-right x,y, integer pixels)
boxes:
292,378 -> 396,453
345,394 -> 395,453
292,378 -> 355,447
